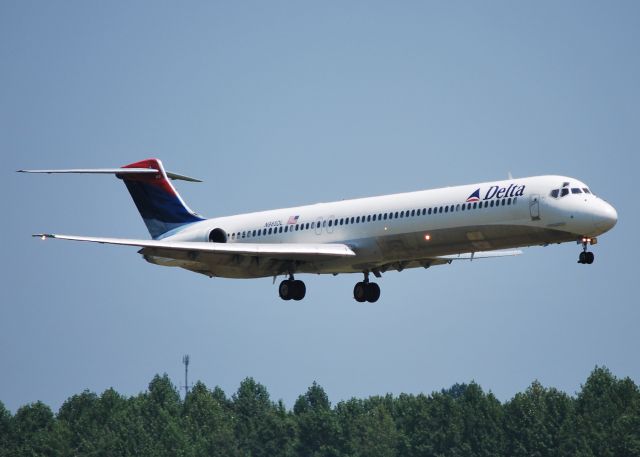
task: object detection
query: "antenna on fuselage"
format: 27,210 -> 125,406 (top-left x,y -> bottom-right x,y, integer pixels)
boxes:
508,171 -> 513,179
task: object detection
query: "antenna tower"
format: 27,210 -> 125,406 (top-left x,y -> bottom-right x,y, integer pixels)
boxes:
182,354 -> 191,398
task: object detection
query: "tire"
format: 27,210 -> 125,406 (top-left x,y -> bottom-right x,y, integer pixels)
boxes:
578,252 -> 586,264
279,280 -> 292,300
292,280 -> 306,301
365,283 -> 380,303
586,252 -> 595,264
353,282 -> 367,302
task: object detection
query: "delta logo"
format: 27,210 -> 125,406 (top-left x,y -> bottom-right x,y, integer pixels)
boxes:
466,183 -> 526,202
466,189 -> 481,202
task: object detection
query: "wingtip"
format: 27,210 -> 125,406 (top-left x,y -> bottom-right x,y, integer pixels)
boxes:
32,233 -> 55,240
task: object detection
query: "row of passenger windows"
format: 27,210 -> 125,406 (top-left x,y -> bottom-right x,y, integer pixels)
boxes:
228,197 -> 519,240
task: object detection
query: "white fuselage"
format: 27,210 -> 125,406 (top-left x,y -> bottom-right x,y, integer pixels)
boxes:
152,175 -> 617,278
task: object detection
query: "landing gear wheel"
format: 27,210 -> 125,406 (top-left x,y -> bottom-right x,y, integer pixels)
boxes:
292,280 -> 306,301
353,282 -> 367,302
279,279 -> 306,300
586,252 -> 594,264
279,280 -> 292,300
365,282 -> 380,303
578,251 -> 586,264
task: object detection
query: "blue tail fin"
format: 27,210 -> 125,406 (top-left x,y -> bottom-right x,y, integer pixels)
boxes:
118,159 -> 204,239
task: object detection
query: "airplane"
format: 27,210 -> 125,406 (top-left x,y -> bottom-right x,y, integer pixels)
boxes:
19,158 -> 618,302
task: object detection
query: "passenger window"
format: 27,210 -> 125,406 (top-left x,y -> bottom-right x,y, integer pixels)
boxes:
428,208 -> 432,215
444,206 -> 448,213
394,212 -> 399,218
473,202 -> 477,209
455,204 -> 460,211
513,197 -> 517,205
351,217 -> 355,224
367,215 -> 371,222
410,210 -> 415,217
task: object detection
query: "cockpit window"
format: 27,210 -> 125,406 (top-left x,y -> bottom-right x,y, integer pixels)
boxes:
550,189 -> 559,198
571,188 -> 582,194
560,188 -> 569,197
583,188 -> 591,194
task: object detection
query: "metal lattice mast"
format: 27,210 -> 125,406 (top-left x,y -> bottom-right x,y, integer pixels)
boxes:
182,354 -> 190,398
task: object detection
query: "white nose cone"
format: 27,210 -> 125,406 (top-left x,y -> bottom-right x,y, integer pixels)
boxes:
593,201 -> 618,233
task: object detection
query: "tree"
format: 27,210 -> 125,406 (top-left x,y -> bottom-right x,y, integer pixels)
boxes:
335,397 -> 398,457
182,381 -> 239,457
11,401 -> 56,457
233,377 -> 295,457
456,382 -> 504,456
0,401 -> 12,457
560,366 -> 640,457
504,380 -> 573,457
134,374 -> 187,457
294,382 -> 339,457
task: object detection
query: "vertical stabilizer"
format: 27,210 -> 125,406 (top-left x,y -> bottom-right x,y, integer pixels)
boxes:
118,159 -> 203,239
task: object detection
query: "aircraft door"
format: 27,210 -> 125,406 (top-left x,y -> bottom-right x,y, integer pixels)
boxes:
529,194 -> 541,221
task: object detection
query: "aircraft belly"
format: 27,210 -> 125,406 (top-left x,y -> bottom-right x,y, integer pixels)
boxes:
143,224 -> 577,278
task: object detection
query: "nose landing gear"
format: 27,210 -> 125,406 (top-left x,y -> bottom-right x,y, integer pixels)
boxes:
578,237 -> 596,264
353,272 -> 381,303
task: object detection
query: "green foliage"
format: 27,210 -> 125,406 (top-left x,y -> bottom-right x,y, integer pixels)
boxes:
504,380 -> 573,457
233,377 -> 295,457
294,382 -> 339,456
0,401 -> 12,457
1,366 -> 638,457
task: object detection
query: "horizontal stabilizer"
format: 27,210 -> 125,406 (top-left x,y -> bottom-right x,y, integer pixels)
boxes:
17,168 -> 202,182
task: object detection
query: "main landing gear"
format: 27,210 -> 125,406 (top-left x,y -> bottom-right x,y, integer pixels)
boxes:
578,237 -> 596,264
278,275 -> 306,301
353,272 -> 381,303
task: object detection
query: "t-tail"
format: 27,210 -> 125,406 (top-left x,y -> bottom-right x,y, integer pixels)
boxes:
17,158 -> 204,239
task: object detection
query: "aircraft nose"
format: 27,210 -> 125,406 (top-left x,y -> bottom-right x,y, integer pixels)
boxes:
593,200 -> 618,232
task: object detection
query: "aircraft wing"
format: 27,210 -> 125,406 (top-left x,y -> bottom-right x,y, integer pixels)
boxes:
366,249 -> 522,273
33,233 -> 356,260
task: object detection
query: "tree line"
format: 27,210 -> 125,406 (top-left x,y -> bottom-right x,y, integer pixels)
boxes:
1,366 -> 638,456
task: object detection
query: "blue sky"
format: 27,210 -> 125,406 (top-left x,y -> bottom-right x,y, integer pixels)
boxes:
2,1 -> 639,412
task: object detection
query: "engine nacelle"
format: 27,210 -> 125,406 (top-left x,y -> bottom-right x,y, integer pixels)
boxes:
208,228 -> 228,243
